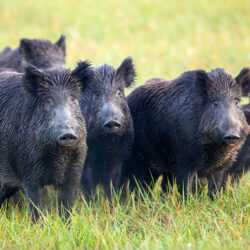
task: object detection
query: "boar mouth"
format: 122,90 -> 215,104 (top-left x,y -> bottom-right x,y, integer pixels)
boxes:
103,120 -> 122,134
223,135 -> 241,146
57,132 -> 79,147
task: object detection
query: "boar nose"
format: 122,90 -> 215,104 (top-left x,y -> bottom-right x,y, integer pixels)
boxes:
103,120 -> 121,133
223,129 -> 240,145
58,131 -> 78,147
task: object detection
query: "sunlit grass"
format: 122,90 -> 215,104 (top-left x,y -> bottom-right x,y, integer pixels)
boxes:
0,178 -> 249,249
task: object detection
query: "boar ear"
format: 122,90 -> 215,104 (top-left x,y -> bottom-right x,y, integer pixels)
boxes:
72,61 -> 93,91
243,104 -> 250,124
20,39 -> 34,59
24,66 -> 47,96
235,68 -> 250,96
55,35 -> 66,56
195,70 -> 211,95
115,57 -> 136,88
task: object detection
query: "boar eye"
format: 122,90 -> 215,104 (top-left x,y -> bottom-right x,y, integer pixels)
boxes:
45,98 -> 53,105
44,98 -> 53,110
213,101 -> 218,106
116,89 -> 123,98
235,99 -> 240,106
71,96 -> 77,102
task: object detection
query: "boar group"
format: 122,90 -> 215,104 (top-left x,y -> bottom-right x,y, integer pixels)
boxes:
0,35 -> 249,221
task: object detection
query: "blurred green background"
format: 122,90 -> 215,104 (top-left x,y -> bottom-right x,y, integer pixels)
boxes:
0,0 -> 249,86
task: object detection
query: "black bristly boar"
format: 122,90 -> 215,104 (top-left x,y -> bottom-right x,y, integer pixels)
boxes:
0,62 -> 92,220
211,103 -> 250,189
0,46 -> 12,57
123,67 -> 250,197
0,35 -> 66,72
73,58 -> 135,200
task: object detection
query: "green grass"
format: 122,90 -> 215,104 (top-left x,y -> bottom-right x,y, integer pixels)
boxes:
0,0 -> 249,249
0,181 -> 249,249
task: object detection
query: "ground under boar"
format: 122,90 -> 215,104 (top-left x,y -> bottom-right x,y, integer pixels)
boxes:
0,35 -> 66,72
123,67 -> 250,197
0,62 -> 92,220
75,58 -> 135,200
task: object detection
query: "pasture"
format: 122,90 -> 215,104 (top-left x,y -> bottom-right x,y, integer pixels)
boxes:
0,0 -> 249,249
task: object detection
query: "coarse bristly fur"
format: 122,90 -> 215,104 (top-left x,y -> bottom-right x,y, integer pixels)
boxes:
0,35 -> 66,72
122,67 -> 250,198
0,62 -> 92,221
73,57 -> 136,200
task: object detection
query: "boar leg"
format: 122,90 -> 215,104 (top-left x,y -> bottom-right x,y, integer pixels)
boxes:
130,160 -> 156,193
142,168 -> 160,192
81,166 -> 96,201
0,184 -> 18,208
22,182 -> 42,222
58,181 -> 78,219
161,173 -> 174,194
105,162 -> 123,201
208,169 -> 227,199
231,159 -> 250,185
175,171 -> 195,200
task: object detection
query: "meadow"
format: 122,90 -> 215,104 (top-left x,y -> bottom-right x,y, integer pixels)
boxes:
0,0 -> 249,249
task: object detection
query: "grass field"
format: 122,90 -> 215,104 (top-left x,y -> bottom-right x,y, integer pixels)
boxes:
0,0 -> 249,249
